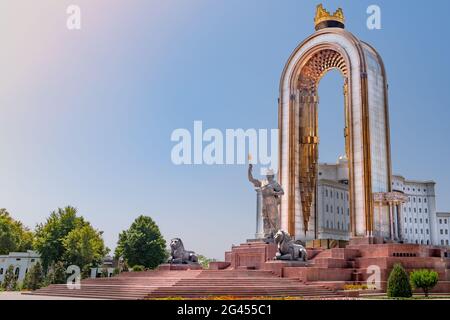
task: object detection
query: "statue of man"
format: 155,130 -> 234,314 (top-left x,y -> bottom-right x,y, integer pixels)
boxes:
248,164 -> 284,240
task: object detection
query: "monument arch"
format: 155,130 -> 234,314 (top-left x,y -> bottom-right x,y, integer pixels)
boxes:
278,5 -> 392,241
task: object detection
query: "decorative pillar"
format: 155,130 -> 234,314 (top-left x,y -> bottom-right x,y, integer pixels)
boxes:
389,203 -> 394,241
397,204 -> 403,241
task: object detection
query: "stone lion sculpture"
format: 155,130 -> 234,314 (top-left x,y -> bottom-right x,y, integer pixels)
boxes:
168,238 -> 198,264
273,230 -> 307,262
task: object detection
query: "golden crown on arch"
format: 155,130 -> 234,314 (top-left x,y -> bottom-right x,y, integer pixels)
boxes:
314,4 -> 345,27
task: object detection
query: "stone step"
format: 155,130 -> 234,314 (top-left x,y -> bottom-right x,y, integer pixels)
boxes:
27,269 -> 340,300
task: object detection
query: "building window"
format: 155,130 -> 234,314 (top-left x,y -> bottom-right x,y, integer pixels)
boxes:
421,229 -> 423,234
414,208 -> 416,213
440,229 -> 444,235
426,240 -> 430,245
31,259 -> 35,263
447,240 -> 449,245
325,189 -> 328,197
440,219 -> 443,224
446,230 -> 449,235
326,205 -> 329,213
414,218 -> 417,223
425,209 -> 428,213
419,198 -> 421,203
426,229 -> 429,235
415,229 -> 418,234
445,219 -> 448,224
405,229 -> 407,234
419,209 -> 422,213
14,268 -> 20,277
0,268 -> 3,275
442,240 -> 445,245
420,218 -> 422,223
426,219 -> 428,224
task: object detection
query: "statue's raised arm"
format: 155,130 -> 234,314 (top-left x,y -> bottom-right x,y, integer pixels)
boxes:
248,164 -> 262,188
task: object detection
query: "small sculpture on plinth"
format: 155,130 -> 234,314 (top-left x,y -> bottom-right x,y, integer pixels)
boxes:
168,238 -> 199,264
248,162 -> 284,241
273,230 -> 307,262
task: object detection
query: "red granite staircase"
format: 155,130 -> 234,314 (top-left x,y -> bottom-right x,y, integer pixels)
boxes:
26,269 -> 339,300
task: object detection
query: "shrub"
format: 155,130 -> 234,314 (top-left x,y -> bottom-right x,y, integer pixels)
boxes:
197,255 -> 216,269
113,267 -> 120,276
2,265 -> 17,291
100,268 -> 109,278
132,265 -> 145,272
387,263 -> 412,298
23,262 -> 44,290
45,261 -> 67,285
410,269 -> 439,297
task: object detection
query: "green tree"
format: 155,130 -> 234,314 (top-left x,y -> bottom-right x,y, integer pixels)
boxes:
23,262 -> 44,290
62,224 -> 109,272
34,206 -> 107,274
115,215 -> 167,269
34,206 -> 85,270
387,263 -> 412,298
0,209 -> 34,254
197,255 -> 216,269
410,269 -> 439,297
2,265 -> 17,291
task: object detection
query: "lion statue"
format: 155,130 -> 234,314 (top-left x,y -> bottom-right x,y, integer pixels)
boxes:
273,230 -> 307,261
168,238 -> 198,264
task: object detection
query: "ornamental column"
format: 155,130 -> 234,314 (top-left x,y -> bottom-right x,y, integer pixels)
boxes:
397,204 -> 403,241
389,202 -> 395,241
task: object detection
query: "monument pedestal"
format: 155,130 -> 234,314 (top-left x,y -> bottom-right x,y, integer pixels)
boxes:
229,241 -> 277,270
264,260 -> 309,277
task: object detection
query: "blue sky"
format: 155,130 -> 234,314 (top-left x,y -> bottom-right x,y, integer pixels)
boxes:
1,0 -> 449,259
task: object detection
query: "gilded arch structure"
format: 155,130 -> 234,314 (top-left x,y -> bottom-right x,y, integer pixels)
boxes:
278,6 -> 392,241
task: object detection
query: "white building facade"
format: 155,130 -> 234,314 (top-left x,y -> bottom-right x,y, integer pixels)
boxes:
0,250 -> 41,283
391,175 -> 436,245
317,156 -> 351,241
313,157 -> 448,247
435,212 -> 450,246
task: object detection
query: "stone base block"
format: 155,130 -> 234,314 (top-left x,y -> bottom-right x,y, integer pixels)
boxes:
263,260 -> 309,277
229,242 -> 277,270
209,261 -> 231,270
157,263 -> 202,271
